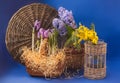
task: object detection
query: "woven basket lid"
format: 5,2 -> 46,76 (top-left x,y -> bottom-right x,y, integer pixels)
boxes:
5,3 -> 58,64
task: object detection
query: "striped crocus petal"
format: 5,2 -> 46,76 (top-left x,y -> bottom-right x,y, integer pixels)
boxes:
34,20 -> 41,30
37,31 -> 41,38
44,29 -> 50,38
50,29 -> 55,33
37,28 -> 44,38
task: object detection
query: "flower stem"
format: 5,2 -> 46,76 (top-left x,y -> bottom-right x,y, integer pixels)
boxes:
32,27 -> 35,51
39,35 -> 43,53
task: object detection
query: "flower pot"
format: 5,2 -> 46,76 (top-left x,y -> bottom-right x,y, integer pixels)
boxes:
64,44 -> 84,70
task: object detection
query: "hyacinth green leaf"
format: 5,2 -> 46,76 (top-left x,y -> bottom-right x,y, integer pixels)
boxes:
64,36 -> 73,47
66,25 -> 75,38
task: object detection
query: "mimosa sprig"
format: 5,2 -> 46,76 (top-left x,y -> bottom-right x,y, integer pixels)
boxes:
74,23 -> 99,45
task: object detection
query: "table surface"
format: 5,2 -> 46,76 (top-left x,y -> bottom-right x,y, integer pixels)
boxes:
1,59 -> 120,83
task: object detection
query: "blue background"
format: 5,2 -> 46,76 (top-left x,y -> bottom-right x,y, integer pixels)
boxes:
0,0 -> 120,83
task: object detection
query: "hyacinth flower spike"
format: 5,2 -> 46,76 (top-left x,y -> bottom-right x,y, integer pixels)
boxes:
52,18 -> 67,36
58,7 -> 77,29
58,7 -> 66,17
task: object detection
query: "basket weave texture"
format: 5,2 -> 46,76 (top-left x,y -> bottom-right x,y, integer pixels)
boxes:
5,3 -> 58,63
65,45 -> 84,70
84,41 -> 107,79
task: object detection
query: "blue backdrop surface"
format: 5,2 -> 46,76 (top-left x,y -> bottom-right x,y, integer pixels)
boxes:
0,0 -> 120,83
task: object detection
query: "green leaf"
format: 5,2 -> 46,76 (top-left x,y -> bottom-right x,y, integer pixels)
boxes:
48,29 -> 59,55
90,23 -> 95,31
66,25 -> 75,38
64,36 -> 73,47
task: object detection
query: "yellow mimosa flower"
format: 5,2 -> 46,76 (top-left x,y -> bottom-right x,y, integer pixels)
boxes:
73,24 -> 99,45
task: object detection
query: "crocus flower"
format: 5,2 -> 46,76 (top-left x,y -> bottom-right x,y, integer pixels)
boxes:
50,29 -> 55,33
34,20 -> 41,30
37,28 -> 44,38
44,29 -> 50,38
37,28 -> 53,38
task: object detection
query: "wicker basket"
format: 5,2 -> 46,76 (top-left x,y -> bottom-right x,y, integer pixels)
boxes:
84,41 -> 107,79
65,44 -> 84,70
25,58 -> 65,78
27,66 -> 65,78
5,3 -> 58,64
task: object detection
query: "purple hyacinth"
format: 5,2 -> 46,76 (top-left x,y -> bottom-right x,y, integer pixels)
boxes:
52,18 -> 59,29
59,27 -> 67,36
52,18 -> 67,36
34,20 -> 41,30
58,7 -> 77,29
58,7 -> 66,17
52,18 -> 65,29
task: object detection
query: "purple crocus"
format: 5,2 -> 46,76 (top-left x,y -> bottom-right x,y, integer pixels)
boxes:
34,20 -> 41,30
44,29 -> 50,38
50,29 -> 55,33
37,28 -> 44,38
34,20 -> 54,38
37,28 -> 53,38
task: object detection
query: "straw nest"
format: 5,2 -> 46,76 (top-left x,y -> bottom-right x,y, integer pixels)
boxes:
20,47 -> 65,78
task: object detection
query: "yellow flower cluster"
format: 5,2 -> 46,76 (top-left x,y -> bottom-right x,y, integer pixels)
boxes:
74,24 -> 99,44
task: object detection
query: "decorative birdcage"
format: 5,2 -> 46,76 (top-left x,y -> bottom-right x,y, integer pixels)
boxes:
84,41 -> 107,79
